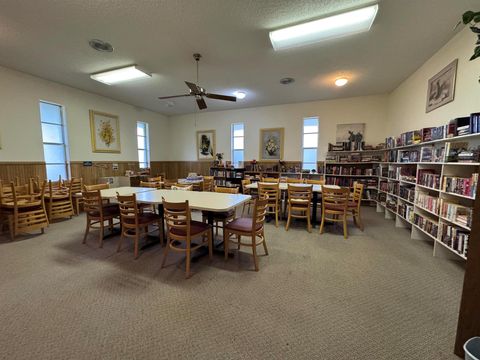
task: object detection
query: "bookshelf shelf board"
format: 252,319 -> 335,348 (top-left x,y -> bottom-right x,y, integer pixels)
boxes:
387,192 -> 398,198
386,132 -> 480,151
388,178 -> 400,182
399,179 -> 417,185
417,162 -> 444,165
440,191 -> 475,200
385,207 -> 397,215
379,189 -> 387,194
397,213 -> 413,224
325,161 -> 380,165
416,184 -> 441,192
412,223 -> 438,241
398,197 -> 414,205
379,176 -> 389,180
395,162 -> 421,165
327,149 -> 385,154
435,239 -> 467,260
324,174 -> 377,178
439,216 -> 471,231
414,204 -> 439,217
366,187 -> 378,190
442,162 -> 480,166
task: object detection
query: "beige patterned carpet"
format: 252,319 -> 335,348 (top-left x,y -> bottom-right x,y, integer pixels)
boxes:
0,208 -> 463,359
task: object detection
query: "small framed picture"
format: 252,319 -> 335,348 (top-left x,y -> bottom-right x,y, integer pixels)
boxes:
426,59 -> 458,113
259,128 -> 284,161
196,130 -> 216,160
89,110 -> 121,153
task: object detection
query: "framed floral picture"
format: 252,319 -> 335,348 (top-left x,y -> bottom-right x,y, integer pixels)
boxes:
196,130 -> 215,160
89,110 -> 121,153
259,128 -> 284,161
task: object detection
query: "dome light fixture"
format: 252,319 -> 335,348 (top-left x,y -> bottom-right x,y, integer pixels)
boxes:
234,91 -> 246,99
335,77 -> 348,87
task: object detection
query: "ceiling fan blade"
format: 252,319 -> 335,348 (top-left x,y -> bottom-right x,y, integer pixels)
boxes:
158,94 -> 191,100
185,81 -> 201,95
196,97 -> 207,110
205,93 -> 237,102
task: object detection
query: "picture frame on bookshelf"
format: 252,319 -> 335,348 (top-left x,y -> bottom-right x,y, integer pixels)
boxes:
425,59 -> 458,113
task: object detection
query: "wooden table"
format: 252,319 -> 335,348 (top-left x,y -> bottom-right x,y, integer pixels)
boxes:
74,186 -> 156,199
245,182 -> 341,225
135,189 -> 251,258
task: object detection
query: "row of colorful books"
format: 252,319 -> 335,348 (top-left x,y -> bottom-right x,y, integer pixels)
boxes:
399,186 -> 416,203
325,166 -> 375,175
439,223 -> 469,257
398,203 -> 414,222
440,200 -> 472,228
417,170 -> 441,189
442,174 -> 479,198
415,191 -> 440,214
413,213 -> 439,238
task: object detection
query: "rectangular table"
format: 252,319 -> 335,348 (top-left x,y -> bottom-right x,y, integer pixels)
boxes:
99,186 -> 156,199
245,182 -> 340,225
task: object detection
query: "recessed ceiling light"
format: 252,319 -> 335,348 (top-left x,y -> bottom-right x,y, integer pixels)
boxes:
89,39 -> 114,52
234,91 -> 246,99
90,65 -> 151,85
335,78 -> 348,87
269,4 -> 379,51
280,77 -> 295,85
165,101 -> 175,107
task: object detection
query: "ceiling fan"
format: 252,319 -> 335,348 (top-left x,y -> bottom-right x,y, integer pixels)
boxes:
158,53 -> 237,110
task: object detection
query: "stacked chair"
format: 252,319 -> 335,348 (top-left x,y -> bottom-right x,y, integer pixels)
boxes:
64,178 -> 83,215
44,180 -> 74,221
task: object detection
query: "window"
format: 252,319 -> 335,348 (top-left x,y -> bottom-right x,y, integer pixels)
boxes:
231,123 -> 244,167
302,117 -> 319,171
137,122 -> 150,168
39,101 -> 69,181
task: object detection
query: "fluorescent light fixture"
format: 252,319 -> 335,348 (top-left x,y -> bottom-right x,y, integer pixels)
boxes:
90,65 -> 151,85
234,91 -> 246,99
335,78 -> 348,87
269,4 -> 378,50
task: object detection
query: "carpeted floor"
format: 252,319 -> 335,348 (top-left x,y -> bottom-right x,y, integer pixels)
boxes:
0,207 -> 464,359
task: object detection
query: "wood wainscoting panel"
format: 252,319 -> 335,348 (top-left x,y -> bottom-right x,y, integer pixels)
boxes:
70,161 -> 140,185
150,161 -> 211,180
0,162 -> 46,185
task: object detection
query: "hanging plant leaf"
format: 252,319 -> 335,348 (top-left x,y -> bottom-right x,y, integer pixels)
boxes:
474,14 -> 480,23
470,45 -> 480,61
463,11 -> 476,24
471,26 -> 480,33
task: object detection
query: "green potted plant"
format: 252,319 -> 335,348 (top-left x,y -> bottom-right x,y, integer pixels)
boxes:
460,11 -> 480,60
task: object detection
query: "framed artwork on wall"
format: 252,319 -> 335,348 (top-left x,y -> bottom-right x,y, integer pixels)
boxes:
89,110 -> 121,153
336,123 -> 365,143
426,59 -> 458,113
259,127 -> 284,161
196,129 -> 216,160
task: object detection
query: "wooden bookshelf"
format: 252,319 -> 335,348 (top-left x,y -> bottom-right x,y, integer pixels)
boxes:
209,167 -> 245,188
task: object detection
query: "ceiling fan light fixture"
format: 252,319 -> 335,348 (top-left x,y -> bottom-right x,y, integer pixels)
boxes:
90,65 -> 151,85
335,77 -> 348,87
234,91 -> 246,99
269,4 -> 379,51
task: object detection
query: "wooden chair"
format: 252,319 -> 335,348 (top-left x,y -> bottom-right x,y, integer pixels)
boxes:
163,179 -> 177,190
82,190 -> 120,248
202,176 -> 214,192
261,177 -> 279,183
287,178 -> 304,184
140,180 -> 161,189
147,176 -> 162,183
1,181 -> 49,240
161,200 -> 212,278
348,182 -> 364,231
202,186 -> 238,236
223,196 -> 269,272
64,178 -> 83,215
241,179 -> 256,215
306,179 -> 325,185
285,185 -> 312,232
45,180 -> 74,221
319,187 -> 350,239
116,194 -> 164,259
258,182 -> 280,227
84,183 -> 109,191
172,183 -> 193,191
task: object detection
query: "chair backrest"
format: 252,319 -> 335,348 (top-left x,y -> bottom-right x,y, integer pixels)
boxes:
287,184 -> 312,203
140,181 -> 160,189
173,184 -> 193,191
322,187 -> 350,213
214,186 -> 239,194
147,176 -> 162,183
352,183 -> 364,208
287,178 -> 304,184
9,180 -> 46,209
258,182 -> 280,204
84,183 -> 109,191
117,194 -> 139,227
48,179 -> 72,198
241,179 -> 251,194
202,176 -> 214,192
163,200 -> 191,240
251,197 -> 268,233
261,177 -> 279,183
306,179 -> 325,185
82,190 -> 103,216
163,179 -> 177,190
65,178 -> 83,194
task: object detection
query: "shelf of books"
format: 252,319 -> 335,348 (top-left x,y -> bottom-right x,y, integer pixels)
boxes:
375,116 -> 480,261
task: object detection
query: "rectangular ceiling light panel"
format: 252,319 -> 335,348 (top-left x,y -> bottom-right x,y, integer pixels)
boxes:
90,65 -> 151,85
269,4 -> 379,51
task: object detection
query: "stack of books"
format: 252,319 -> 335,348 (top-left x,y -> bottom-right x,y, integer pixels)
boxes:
417,170 -> 441,189
399,185 -> 416,203
398,202 -> 414,221
413,213 -> 439,238
442,174 -> 479,198
398,150 -> 420,163
440,200 -> 472,228
415,191 -> 439,214
439,223 -> 469,257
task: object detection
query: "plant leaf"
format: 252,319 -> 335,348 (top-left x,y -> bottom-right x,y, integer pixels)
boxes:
474,14 -> 480,23
470,45 -> 480,61
463,11 -> 475,24
471,26 -> 480,33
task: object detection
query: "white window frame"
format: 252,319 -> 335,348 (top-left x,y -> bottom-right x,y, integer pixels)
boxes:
39,100 -> 70,180
231,122 -> 245,168
137,121 -> 150,169
302,117 -> 319,171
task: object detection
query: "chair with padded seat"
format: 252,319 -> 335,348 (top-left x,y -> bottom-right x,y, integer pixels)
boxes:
223,196 -> 269,271
241,179 -> 256,215
172,183 -> 193,191
261,177 -> 279,183
286,178 -> 304,184
348,182 -> 364,231
319,187 -> 350,239
202,176 -> 214,192
161,200 -> 212,278
285,184 -> 312,232
258,182 -> 280,227
202,186 -> 238,236
306,179 -> 325,185
140,180 -> 161,189
116,193 -> 164,259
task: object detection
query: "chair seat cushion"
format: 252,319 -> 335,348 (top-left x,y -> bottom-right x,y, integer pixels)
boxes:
324,203 -> 347,211
225,218 -> 263,232
347,201 -> 358,208
88,204 -> 119,218
170,220 -> 210,236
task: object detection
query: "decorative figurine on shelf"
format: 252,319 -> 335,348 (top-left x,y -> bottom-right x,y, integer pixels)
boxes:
251,159 -> 258,172
279,160 -> 287,172
214,152 -> 224,167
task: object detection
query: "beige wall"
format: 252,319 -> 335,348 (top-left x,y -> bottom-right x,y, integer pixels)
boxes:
167,95 -> 388,161
387,27 -> 480,136
0,66 -> 169,162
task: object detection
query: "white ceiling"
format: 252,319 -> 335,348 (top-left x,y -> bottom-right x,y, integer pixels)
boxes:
0,0 -> 476,115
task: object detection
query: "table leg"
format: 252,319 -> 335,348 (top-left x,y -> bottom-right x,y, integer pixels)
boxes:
311,192 -> 318,227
